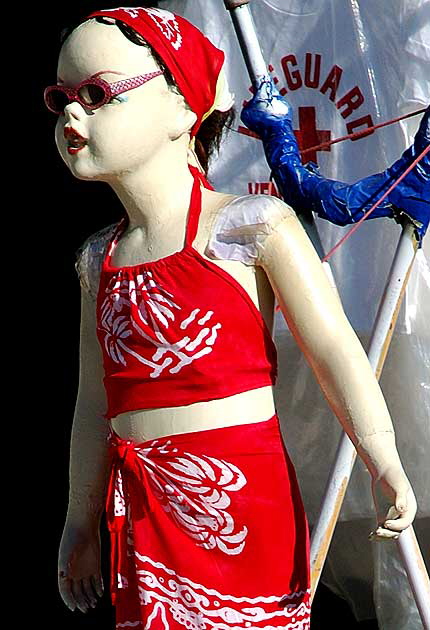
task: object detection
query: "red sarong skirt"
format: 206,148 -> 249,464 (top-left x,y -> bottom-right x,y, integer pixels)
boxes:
106,414 -> 311,629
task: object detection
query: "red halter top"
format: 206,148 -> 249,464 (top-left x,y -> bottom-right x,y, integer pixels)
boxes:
96,167 -> 277,419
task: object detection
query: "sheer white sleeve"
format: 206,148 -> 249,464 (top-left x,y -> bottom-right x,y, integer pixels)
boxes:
206,195 -> 294,265
75,223 -> 118,300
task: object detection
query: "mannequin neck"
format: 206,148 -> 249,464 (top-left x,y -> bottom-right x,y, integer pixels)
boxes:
108,134 -> 197,237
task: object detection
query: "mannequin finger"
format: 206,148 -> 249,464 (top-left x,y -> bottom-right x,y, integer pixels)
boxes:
82,576 -> 98,608
369,526 -> 400,541
71,579 -> 90,614
384,512 -> 415,532
58,573 -> 77,611
385,505 -> 401,520
91,573 -> 104,598
384,496 -> 416,531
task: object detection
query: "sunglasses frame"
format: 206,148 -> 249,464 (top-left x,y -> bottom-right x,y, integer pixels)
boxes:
44,71 -> 164,114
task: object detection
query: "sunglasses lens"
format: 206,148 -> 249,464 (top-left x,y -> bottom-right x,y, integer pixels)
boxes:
78,83 -> 106,106
46,88 -> 70,114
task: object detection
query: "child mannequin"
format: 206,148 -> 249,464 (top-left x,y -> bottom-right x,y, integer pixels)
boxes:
46,8 -> 416,628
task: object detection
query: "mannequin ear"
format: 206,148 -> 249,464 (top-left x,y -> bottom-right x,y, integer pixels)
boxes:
168,91 -> 198,140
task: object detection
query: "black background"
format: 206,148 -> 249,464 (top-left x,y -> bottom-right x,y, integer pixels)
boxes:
29,1 -> 378,627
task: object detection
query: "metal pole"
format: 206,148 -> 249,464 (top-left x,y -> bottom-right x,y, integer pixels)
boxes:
222,1 -> 430,625
225,1 -> 269,84
398,526 -> 430,629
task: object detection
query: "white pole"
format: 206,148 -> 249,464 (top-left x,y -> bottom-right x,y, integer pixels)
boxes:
398,527 -> 430,629
309,432 -> 357,593
227,3 -> 269,84
367,223 -> 418,378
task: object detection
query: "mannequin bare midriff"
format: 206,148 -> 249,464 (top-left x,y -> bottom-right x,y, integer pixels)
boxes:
109,185 -> 277,444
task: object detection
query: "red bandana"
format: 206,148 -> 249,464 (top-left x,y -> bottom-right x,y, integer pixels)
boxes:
87,6 -> 225,136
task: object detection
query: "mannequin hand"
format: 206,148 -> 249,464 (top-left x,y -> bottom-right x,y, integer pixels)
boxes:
58,521 -> 104,613
369,465 -> 417,541
241,78 -> 293,137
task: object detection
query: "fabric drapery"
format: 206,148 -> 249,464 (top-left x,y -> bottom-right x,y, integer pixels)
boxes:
106,415 -> 311,629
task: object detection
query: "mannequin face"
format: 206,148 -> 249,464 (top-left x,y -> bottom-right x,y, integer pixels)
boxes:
54,19 -> 196,182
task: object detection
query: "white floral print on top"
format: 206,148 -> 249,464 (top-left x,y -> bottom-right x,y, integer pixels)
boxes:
98,271 -> 222,378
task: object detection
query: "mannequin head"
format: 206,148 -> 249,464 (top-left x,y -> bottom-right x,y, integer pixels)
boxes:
55,18 -> 198,182
50,9 -> 234,181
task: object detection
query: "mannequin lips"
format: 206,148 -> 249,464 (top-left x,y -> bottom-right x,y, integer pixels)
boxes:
64,126 -> 88,154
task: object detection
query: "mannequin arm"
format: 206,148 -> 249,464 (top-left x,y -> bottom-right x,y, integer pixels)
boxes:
257,209 -> 417,535
66,289 -> 111,528
58,289 -> 111,612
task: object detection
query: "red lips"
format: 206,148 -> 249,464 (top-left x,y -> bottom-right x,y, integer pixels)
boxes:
64,126 -> 88,155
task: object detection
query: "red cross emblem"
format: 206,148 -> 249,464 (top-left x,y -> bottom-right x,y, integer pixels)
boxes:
294,106 -> 331,164
238,105 -> 332,165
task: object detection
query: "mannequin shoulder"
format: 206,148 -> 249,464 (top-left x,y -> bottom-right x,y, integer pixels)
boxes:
75,222 -> 118,300
206,193 -> 295,266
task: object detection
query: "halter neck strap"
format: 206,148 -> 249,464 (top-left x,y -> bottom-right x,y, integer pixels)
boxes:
185,164 -> 214,247
103,164 -> 214,268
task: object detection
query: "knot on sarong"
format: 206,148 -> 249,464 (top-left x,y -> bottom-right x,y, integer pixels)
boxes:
106,433 -> 155,534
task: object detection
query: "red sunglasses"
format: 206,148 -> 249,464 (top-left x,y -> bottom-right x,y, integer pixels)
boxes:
44,71 -> 163,114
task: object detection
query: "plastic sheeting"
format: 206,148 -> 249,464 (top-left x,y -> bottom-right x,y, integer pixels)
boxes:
208,194 -> 293,264
160,1 -> 430,625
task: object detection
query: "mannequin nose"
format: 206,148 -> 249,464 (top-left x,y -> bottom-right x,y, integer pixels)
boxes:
63,100 -> 87,120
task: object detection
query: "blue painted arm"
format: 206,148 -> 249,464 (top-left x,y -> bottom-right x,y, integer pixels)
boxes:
240,80 -> 429,242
